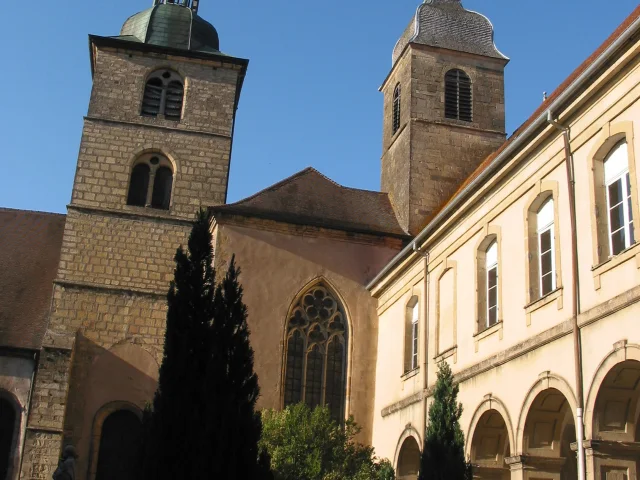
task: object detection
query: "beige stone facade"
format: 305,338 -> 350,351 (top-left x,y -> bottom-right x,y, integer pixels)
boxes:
2,1 -> 640,480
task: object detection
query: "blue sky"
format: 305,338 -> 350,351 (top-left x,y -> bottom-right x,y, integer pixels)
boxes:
0,0 -> 637,214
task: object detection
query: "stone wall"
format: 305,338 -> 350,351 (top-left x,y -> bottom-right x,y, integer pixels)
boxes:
380,45 -> 507,235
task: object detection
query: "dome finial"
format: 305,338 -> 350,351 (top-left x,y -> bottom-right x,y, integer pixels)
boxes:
153,0 -> 199,15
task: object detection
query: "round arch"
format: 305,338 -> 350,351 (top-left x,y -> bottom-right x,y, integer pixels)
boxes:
465,394 -> 515,458
128,146 -> 180,174
394,428 -> 422,480
0,390 -> 21,480
88,401 -> 143,480
515,372 -> 577,454
584,341 -> 640,439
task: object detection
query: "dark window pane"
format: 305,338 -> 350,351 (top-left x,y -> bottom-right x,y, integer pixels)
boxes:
96,410 -> 142,480
151,167 -> 173,209
0,399 -> 16,480
445,69 -> 472,121
487,267 -> 497,289
392,84 -> 401,134
611,229 -> 626,255
127,164 -> 150,206
626,173 -> 632,197
541,273 -> 554,296
630,220 -> 635,245
540,230 -> 552,253
608,179 -> 623,207
488,307 -> 497,326
141,78 -> 163,117
305,345 -> 324,409
284,331 -> 304,406
609,203 -> 625,232
325,337 -> 344,422
164,80 -> 184,120
540,251 -> 553,276
488,286 -> 497,309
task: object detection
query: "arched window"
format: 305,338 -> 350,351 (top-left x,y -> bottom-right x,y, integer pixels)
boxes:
537,198 -> 556,296
445,69 -> 472,122
404,296 -> 419,374
476,233 -> 500,333
126,154 -> 174,210
604,141 -> 634,256
284,284 -> 347,422
392,83 -> 401,135
95,410 -> 142,480
485,241 -> 498,327
141,70 -> 184,121
0,397 -> 16,480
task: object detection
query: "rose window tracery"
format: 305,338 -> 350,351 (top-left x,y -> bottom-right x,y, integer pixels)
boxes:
284,284 -> 347,422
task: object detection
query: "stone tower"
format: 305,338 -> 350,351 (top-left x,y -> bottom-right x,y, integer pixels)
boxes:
20,2 -> 247,478
381,0 -> 508,235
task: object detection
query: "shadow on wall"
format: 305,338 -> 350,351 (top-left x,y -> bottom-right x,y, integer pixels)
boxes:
63,333 -> 160,480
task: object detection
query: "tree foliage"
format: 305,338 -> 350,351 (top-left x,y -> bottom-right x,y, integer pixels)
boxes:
142,209 -> 271,479
259,403 -> 394,480
418,362 -> 472,480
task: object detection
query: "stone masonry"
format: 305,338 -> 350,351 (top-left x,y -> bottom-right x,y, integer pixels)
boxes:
19,40 -> 245,480
381,44 -> 508,235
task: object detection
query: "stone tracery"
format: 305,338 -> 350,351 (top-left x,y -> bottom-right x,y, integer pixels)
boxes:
284,284 -> 347,422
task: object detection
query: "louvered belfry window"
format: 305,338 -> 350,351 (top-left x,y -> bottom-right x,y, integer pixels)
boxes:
445,69 -> 472,122
283,284 -> 347,423
141,70 -> 184,121
392,83 -> 401,134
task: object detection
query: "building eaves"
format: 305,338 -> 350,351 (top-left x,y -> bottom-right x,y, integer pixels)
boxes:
367,5 -> 640,292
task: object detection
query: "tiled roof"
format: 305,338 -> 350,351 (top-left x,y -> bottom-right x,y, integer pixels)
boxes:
210,168 -> 409,238
423,4 -> 640,229
392,0 -> 507,65
0,208 -> 65,350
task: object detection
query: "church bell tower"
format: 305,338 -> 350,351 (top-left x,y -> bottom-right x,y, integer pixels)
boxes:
20,2 -> 248,478
381,0 -> 508,235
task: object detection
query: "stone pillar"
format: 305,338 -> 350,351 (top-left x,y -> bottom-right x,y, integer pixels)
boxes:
19,344 -> 74,480
506,455 -> 526,480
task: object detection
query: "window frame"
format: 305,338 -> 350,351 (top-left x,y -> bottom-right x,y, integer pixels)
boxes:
126,153 -> 174,211
444,69 -> 473,122
475,226 -> 502,335
392,83 -> 401,135
537,198 -> 556,296
604,142 -> 634,256
588,123 -> 639,273
403,295 -> 420,375
485,241 -> 498,329
141,69 -> 185,121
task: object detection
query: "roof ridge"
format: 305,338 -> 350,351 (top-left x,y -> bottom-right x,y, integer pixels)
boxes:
0,207 -> 66,217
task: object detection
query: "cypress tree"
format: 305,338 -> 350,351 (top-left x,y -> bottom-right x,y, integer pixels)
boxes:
142,209 -> 270,479
418,362 -> 472,480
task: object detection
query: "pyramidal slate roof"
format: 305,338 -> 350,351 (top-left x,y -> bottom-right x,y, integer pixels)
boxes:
0,208 -> 65,350
210,168 -> 409,238
392,0 -> 508,65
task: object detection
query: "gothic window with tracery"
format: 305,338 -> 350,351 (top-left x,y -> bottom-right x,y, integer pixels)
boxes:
284,284 -> 347,422
126,153 -> 173,210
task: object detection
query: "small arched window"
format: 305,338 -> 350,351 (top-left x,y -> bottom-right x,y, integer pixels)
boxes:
476,233 -> 500,333
537,199 -> 556,296
141,70 -> 184,121
126,154 -> 174,210
604,141 -> 634,256
283,284 -> 347,423
392,83 -> 401,135
404,296 -> 419,374
445,69 -> 472,122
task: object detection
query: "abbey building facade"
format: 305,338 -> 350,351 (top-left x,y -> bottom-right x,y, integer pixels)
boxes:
1,1 -> 640,479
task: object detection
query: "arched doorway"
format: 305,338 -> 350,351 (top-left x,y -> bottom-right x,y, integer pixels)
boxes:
591,359 -> 640,478
522,388 -> 576,479
397,436 -> 421,480
95,410 -> 142,480
469,409 -> 511,480
0,397 -> 16,480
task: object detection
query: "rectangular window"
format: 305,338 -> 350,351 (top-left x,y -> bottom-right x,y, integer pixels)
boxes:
538,228 -> 555,296
487,265 -> 498,327
606,172 -> 634,256
411,304 -> 419,371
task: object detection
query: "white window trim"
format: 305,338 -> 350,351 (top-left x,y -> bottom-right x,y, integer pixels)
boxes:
486,242 -> 498,328
537,199 -> 556,295
411,303 -> 419,370
605,169 -> 634,256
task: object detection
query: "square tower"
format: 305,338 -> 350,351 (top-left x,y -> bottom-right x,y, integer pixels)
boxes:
20,3 -> 248,478
381,0 -> 508,235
